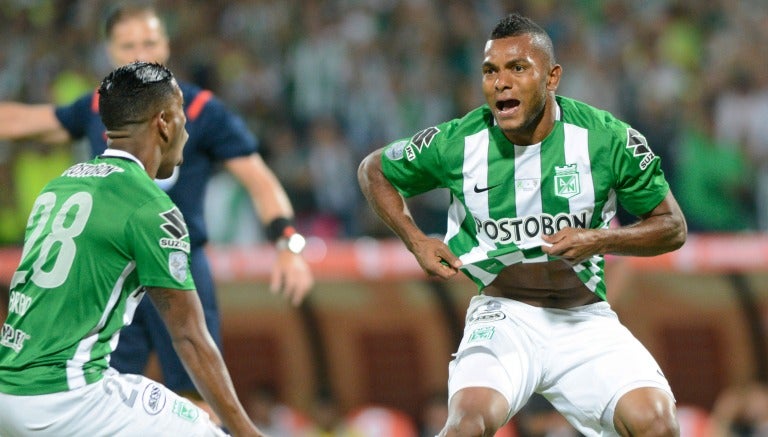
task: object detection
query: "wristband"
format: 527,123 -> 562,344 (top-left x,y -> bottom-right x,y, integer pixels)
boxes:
266,217 -> 295,242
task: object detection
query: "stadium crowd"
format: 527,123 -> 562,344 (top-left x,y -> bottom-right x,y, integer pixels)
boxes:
0,0 -> 766,244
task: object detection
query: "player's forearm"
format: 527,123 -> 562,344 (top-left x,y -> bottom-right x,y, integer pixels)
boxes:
599,193 -> 687,257
358,150 -> 427,252
149,288 -> 262,436
0,103 -> 70,143
226,154 -> 295,223
173,335 -> 263,436
598,215 -> 685,257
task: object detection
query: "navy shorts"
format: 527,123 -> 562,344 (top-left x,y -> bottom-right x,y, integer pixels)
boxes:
110,246 -> 222,393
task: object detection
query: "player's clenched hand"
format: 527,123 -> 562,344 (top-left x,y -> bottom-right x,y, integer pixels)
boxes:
541,227 -> 603,265
270,250 -> 314,306
410,236 -> 462,279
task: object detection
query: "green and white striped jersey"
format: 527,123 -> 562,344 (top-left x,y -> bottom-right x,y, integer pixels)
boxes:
0,150 -> 195,395
381,96 -> 669,299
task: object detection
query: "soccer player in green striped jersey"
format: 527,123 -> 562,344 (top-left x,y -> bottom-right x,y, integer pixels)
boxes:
359,13 -> 687,437
0,62 -> 265,436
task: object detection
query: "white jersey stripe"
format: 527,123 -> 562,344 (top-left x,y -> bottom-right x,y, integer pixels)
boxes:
563,123 -> 595,225
445,196 -> 464,243
514,144 -> 547,263
66,261 -> 135,389
457,129 -> 497,265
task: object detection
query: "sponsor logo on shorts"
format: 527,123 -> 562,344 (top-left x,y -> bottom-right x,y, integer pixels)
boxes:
172,399 -> 200,422
468,326 -> 495,343
469,310 -> 506,324
142,383 -> 167,415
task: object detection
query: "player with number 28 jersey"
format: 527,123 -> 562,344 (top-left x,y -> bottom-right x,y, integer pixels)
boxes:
0,150 -> 195,395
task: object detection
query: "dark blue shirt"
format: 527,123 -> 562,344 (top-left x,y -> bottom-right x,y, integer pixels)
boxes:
55,81 -> 258,248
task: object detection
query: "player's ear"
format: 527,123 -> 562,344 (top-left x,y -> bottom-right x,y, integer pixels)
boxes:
156,110 -> 170,143
547,64 -> 562,92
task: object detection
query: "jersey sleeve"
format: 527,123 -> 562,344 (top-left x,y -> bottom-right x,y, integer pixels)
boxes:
125,198 -> 196,291
193,95 -> 258,161
611,126 -> 670,216
380,126 -> 446,198
53,93 -> 94,140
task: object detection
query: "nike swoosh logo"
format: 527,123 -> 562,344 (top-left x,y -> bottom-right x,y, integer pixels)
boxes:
473,184 -> 499,193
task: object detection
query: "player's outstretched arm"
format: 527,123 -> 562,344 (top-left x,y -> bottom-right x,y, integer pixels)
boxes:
358,148 -> 461,279
147,286 -> 266,437
0,102 -> 71,144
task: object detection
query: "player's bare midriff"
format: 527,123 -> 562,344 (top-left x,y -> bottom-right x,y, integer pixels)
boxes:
481,260 -> 602,309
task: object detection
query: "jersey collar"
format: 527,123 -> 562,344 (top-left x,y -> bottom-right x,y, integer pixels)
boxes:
99,149 -> 145,171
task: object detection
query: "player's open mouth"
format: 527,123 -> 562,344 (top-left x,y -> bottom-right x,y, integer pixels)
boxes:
496,99 -> 520,114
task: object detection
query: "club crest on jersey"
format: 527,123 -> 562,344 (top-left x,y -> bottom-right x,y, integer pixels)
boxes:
626,128 -> 656,170
404,126 -> 440,161
554,164 -> 580,199
168,251 -> 188,282
159,208 -> 190,252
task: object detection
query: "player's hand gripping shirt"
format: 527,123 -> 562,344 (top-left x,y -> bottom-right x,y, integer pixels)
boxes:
0,150 -> 195,395
381,96 -> 669,299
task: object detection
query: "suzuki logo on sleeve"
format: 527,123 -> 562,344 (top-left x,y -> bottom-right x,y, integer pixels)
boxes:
626,128 -> 657,170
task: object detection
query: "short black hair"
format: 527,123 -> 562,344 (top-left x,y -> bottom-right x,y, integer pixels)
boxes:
490,13 -> 556,63
98,61 -> 176,130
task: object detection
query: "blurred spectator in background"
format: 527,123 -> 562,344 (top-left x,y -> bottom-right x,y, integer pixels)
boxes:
344,405 -> 419,437
0,0 -> 766,239
302,391 -> 354,437
709,382 -> 768,437
675,404 -> 712,437
245,385 -> 313,437
418,391 -> 449,437
673,93 -> 755,232
306,116 -> 360,238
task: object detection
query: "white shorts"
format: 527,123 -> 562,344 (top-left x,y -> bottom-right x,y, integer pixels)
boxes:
0,370 -> 227,437
447,295 -> 674,437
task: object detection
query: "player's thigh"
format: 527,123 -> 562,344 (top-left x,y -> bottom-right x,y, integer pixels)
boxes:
613,387 -> 677,436
542,306 -> 673,436
448,295 -> 540,422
